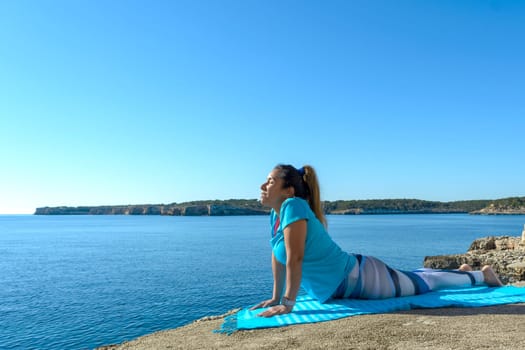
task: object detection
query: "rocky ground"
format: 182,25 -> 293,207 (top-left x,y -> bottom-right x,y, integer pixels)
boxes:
424,235 -> 525,284
99,295 -> 525,350
98,234 -> 525,350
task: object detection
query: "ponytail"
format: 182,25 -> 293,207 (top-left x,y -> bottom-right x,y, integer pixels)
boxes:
274,164 -> 327,228
302,165 -> 327,228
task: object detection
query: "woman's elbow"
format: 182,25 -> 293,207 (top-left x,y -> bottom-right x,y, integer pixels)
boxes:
287,254 -> 304,266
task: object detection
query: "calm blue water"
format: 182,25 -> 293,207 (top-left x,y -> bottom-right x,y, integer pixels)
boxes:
1,214 -> 523,349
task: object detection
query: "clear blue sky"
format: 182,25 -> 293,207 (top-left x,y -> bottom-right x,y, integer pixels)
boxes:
1,0 -> 524,214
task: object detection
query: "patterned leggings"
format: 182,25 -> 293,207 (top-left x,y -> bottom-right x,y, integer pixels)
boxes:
333,254 -> 485,300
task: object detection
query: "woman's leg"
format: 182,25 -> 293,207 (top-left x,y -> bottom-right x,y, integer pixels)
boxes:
458,264 -> 473,271
410,265 -> 503,291
342,256 -> 503,300
346,255 -> 428,299
411,268 -> 484,291
457,264 -> 502,286
482,265 -> 504,286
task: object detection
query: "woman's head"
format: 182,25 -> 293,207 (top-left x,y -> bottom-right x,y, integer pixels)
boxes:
272,164 -> 310,199
260,164 -> 326,227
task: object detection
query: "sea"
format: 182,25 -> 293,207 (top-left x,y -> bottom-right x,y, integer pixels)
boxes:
1,214 -> 524,350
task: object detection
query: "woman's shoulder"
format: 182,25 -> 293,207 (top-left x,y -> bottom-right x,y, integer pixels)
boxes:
280,197 -> 311,216
282,196 -> 309,208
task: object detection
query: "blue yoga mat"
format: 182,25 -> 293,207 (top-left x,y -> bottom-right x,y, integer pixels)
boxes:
215,286 -> 525,333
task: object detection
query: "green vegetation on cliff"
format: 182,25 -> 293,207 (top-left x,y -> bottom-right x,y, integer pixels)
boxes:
35,200 -> 269,216
491,197 -> 525,208
323,199 -> 491,214
470,196 -> 525,215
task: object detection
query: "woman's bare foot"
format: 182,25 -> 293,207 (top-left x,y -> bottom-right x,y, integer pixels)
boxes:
458,264 -> 473,272
482,265 -> 504,286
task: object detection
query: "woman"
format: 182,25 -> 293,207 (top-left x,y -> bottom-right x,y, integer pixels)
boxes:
252,164 -> 503,317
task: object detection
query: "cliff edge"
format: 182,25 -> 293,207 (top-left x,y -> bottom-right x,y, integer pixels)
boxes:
97,231 -> 525,350
97,301 -> 525,350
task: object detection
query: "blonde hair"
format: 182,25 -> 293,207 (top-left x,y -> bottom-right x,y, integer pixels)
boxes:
274,164 -> 327,227
302,165 -> 326,227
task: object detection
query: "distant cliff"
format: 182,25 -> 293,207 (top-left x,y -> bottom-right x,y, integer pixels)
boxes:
324,199 -> 490,215
328,197 -> 525,215
34,200 -> 270,216
470,197 -> 525,215
34,197 -> 525,216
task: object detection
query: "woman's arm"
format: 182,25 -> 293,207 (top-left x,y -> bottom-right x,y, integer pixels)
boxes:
271,252 -> 286,301
250,252 -> 285,310
258,219 -> 306,317
283,219 -> 306,301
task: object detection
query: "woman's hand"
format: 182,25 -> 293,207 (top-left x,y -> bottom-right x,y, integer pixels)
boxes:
249,298 -> 279,310
257,304 -> 293,317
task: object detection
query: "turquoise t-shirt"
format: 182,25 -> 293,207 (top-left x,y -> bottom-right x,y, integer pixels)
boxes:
269,197 -> 356,302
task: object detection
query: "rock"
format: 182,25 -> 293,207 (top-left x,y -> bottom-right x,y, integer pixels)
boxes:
182,205 -> 209,216
193,308 -> 240,323
127,206 -> 146,215
142,206 -> 161,215
470,203 -> 525,215
208,205 -> 267,216
160,206 -> 182,216
424,253 -> 486,270
507,262 -> 525,282
424,234 -> 525,284
468,237 -> 496,250
468,236 -> 522,251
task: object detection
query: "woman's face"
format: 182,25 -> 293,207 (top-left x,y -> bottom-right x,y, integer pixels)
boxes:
260,169 -> 292,211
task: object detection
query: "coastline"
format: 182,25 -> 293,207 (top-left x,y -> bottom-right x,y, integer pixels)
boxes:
99,284 -> 525,350
33,196 -> 525,216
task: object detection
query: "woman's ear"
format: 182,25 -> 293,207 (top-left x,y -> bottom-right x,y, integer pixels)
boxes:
286,187 -> 295,198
